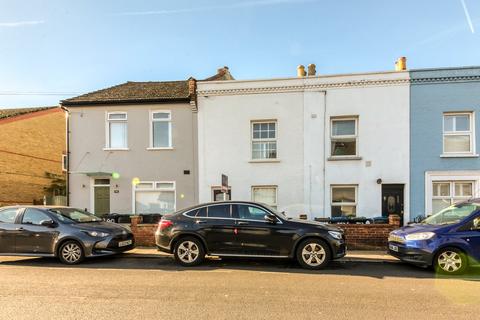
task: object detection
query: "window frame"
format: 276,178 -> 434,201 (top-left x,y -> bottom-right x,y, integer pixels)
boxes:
330,117 -> 359,158
442,112 -> 475,156
132,180 -> 176,214
250,120 -> 278,161
431,181 -> 474,213
330,185 -> 358,217
148,110 -> 173,150
105,111 -> 128,150
251,185 -> 278,209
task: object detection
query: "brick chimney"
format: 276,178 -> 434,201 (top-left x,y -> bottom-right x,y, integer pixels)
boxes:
395,57 -> 407,71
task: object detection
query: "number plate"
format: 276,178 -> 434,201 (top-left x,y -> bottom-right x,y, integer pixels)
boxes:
389,244 -> 399,252
119,240 -> 132,247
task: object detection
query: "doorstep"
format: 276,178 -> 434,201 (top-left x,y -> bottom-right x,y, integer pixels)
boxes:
122,247 -> 400,264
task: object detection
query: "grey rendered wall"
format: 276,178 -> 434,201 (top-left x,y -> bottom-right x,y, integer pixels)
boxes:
68,102 -> 197,214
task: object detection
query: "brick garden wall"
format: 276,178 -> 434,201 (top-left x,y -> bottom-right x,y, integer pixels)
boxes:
129,215 -> 401,250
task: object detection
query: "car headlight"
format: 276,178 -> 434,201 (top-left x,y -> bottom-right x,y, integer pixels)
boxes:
83,231 -> 110,238
405,232 -> 435,241
328,231 -> 343,240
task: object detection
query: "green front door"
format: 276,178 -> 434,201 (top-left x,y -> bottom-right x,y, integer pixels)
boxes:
94,186 -> 110,217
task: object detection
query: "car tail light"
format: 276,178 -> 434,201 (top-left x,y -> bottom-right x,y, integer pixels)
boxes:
159,219 -> 173,231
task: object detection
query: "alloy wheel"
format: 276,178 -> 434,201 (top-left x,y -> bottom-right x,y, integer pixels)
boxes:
301,243 -> 326,267
61,243 -> 82,264
177,241 -> 200,263
437,251 -> 462,273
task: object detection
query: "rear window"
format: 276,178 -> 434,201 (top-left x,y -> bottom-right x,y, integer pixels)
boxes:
0,208 -> 17,223
207,205 -> 231,218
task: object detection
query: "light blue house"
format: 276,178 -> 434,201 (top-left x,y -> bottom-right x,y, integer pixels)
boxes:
410,67 -> 480,220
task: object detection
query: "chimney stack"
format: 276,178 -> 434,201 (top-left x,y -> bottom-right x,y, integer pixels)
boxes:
395,57 -> 407,71
297,65 -> 306,77
307,64 -> 316,76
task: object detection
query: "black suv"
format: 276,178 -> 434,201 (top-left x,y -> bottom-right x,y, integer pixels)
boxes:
155,201 -> 346,269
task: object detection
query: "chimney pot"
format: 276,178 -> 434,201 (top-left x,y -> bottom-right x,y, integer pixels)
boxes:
395,57 -> 407,71
297,65 -> 306,77
307,64 -> 316,76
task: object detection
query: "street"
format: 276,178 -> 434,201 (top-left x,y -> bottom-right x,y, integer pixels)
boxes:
0,255 -> 479,320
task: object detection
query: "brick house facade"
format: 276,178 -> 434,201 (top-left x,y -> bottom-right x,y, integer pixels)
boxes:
0,107 -> 66,206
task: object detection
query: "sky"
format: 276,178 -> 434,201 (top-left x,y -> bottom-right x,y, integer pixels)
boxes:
0,0 -> 479,108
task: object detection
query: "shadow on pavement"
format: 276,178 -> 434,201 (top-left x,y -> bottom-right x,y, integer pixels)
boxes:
1,254 -> 479,281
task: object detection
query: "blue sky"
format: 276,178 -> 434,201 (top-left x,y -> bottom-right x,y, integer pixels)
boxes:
0,0 -> 479,107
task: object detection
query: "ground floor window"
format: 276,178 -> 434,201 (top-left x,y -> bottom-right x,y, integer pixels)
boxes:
331,185 -> 357,217
252,186 -> 277,209
432,181 -> 474,213
212,187 -> 231,201
133,181 -> 175,214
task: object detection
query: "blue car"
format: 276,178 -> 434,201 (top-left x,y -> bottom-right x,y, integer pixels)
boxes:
388,199 -> 480,275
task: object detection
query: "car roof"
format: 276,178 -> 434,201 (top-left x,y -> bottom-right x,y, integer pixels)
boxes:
175,201 -> 269,213
0,205 -> 71,210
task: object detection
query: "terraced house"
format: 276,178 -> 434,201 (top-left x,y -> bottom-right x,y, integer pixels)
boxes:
61,67 -> 233,217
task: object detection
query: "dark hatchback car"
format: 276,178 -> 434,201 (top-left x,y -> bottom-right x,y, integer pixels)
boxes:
155,201 -> 346,269
0,206 -> 135,264
388,199 -> 480,274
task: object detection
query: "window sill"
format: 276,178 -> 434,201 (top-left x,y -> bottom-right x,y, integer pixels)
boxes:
147,147 -> 174,151
440,154 -> 479,158
327,156 -> 362,161
249,159 -> 281,163
103,148 -> 130,151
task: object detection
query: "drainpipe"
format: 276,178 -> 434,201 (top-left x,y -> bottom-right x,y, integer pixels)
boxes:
60,106 -> 70,206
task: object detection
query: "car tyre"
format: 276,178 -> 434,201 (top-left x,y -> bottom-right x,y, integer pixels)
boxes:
58,240 -> 84,265
174,237 -> 205,267
434,247 -> 468,275
296,238 -> 331,270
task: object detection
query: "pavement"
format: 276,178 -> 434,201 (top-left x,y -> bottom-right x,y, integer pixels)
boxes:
0,254 -> 479,320
124,247 -> 400,263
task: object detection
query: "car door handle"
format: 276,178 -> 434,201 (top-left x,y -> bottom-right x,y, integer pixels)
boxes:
196,220 -> 208,224
237,221 -> 249,225
16,227 -> 24,231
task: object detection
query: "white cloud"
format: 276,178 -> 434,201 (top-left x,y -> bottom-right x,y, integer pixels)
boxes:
0,20 -> 45,28
114,0 -> 316,16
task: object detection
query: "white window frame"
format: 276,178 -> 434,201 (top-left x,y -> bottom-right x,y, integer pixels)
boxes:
105,112 -> 128,150
61,154 -> 67,172
425,171 -> 480,214
330,117 -> 359,159
442,112 -> 476,157
330,185 -> 358,217
132,180 -> 176,214
251,120 -> 278,161
251,185 -> 278,209
148,110 -> 172,150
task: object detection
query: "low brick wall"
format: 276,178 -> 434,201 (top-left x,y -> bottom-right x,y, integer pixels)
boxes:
130,216 -> 157,247
332,224 -> 397,250
129,215 -> 401,250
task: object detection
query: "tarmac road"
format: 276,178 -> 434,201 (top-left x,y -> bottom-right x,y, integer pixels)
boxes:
0,254 -> 478,320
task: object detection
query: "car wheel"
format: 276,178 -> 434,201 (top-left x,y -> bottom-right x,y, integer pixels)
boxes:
296,239 -> 331,270
434,248 -> 468,275
58,241 -> 84,265
174,237 -> 205,267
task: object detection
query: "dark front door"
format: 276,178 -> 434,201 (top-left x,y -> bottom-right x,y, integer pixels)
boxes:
382,184 -> 404,223
232,204 -> 295,256
94,185 -> 110,217
15,208 -> 58,254
0,208 -> 19,253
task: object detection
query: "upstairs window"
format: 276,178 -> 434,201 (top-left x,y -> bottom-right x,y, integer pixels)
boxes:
443,113 -> 474,155
252,121 -> 277,160
151,111 -> 172,148
331,118 -> 358,157
106,112 -> 127,149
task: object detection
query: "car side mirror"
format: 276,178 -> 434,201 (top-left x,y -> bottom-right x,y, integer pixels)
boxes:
40,219 -> 56,228
264,214 -> 277,224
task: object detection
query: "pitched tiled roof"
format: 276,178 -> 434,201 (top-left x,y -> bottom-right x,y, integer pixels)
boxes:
61,80 -> 190,105
0,106 -> 57,120
61,67 -> 234,106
